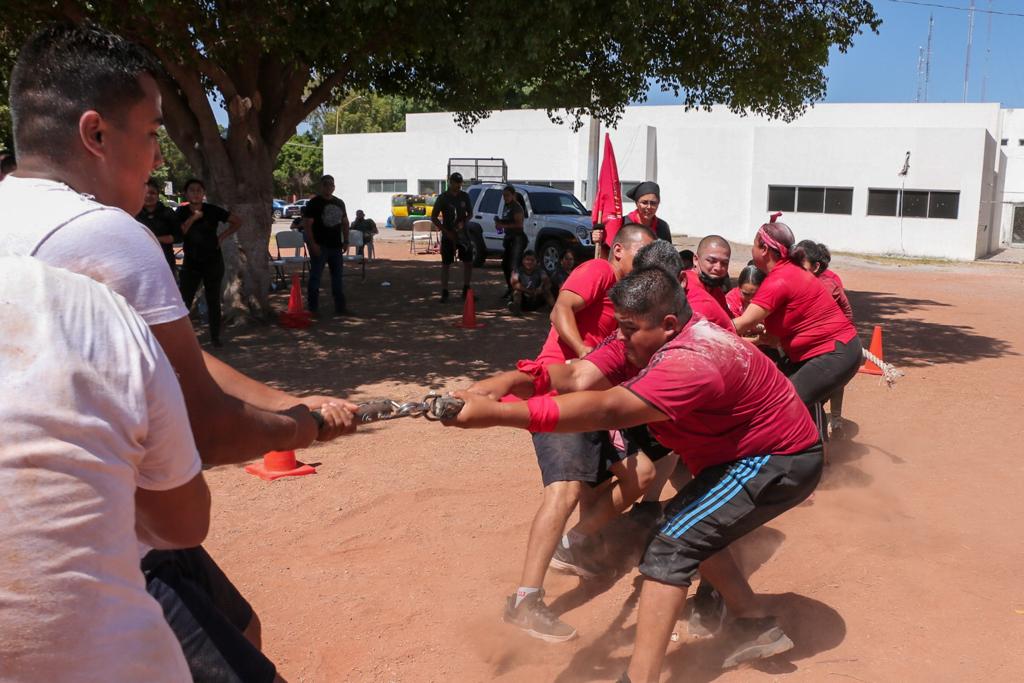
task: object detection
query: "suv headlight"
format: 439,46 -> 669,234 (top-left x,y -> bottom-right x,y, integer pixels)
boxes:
575,226 -> 591,244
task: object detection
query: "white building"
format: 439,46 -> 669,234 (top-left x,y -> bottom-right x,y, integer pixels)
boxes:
324,103 -> 1024,260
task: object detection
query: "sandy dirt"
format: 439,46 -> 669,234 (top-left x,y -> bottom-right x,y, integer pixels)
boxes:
201,235 -> 1024,682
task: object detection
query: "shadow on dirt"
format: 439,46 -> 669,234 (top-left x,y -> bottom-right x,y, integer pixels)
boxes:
846,289 -> 1016,367
218,258 -> 551,397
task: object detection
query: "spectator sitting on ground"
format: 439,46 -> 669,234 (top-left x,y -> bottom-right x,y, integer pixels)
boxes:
0,256 -> 211,683
679,249 -> 695,270
550,249 -> 576,291
510,249 -> 555,316
350,209 -> 377,259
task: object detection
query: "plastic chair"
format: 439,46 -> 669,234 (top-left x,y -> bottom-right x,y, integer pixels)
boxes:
274,230 -> 309,285
410,219 -> 438,254
344,230 -> 367,281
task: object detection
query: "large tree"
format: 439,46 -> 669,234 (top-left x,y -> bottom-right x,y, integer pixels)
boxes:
3,1 -> 879,319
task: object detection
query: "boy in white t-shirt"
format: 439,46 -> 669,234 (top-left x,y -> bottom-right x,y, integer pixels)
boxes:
0,256 -> 211,682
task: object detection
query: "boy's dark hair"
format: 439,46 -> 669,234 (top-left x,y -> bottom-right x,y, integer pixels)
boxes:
737,264 -> 766,288
183,178 -> 205,193
679,249 -> 695,262
609,266 -> 691,326
521,249 -> 536,259
145,177 -> 161,191
633,240 -> 683,280
10,23 -> 160,163
816,242 -> 833,269
795,239 -> 825,271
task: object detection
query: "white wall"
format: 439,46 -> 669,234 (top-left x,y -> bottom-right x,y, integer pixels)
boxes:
324,103 -> 1008,259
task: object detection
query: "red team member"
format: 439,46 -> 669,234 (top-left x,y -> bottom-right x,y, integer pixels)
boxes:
446,268 -> 823,681
686,234 -> 732,315
732,217 -> 862,430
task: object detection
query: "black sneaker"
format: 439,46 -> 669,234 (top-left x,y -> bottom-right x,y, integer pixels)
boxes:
502,589 -> 577,642
549,537 -> 608,579
720,616 -> 794,669
439,289 -> 449,303
688,583 -> 727,638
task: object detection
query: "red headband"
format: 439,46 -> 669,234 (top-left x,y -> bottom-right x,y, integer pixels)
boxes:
757,213 -> 788,259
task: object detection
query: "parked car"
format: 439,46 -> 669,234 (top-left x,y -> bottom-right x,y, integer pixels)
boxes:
463,183 -> 594,274
283,198 -> 310,218
272,199 -> 287,219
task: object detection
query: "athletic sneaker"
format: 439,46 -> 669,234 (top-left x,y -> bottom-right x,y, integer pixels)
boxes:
688,583 -> 727,638
720,616 -> 794,669
549,537 -> 608,579
503,589 -> 577,642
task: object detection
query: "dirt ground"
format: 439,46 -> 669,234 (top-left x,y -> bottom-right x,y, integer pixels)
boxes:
203,235 -> 1024,682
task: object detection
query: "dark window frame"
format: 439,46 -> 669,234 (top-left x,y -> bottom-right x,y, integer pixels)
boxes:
866,188 -> 960,220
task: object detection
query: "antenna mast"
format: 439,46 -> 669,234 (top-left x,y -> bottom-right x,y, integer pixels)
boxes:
963,0 -> 976,103
981,0 -> 994,101
923,14 -> 933,102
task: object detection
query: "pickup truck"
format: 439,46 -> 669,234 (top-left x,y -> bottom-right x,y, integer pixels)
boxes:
464,183 -> 594,274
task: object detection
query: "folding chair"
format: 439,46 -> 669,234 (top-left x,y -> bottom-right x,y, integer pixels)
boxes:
410,219 -> 438,254
345,230 -> 367,281
274,230 -> 310,286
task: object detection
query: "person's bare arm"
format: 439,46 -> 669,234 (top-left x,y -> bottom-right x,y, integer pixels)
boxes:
135,472 -> 211,549
302,216 -> 319,257
217,212 -> 242,245
732,303 -> 770,336
150,317 -> 320,465
448,385 -> 665,432
341,212 -> 350,245
466,359 -> 612,400
549,289 -> 592,357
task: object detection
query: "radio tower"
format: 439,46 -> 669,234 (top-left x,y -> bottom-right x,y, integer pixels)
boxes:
916,47 -> 925,103
963,0 -> 976,103
981,0 -> 994,101
922,14 -> 933,102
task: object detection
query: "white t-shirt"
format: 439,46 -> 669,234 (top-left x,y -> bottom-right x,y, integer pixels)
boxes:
0,175 -> 188,326
0,257 -> 200,682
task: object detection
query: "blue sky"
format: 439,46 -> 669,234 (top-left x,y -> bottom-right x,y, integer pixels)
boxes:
646,0 -> 1024,108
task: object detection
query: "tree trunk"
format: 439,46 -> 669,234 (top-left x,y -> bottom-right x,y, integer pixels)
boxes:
208,149 -> 276,323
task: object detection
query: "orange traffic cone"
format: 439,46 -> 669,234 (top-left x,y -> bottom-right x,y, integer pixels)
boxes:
279,274 -> 312,329
453,288 -> 486,329
859,325 -> 885,376
244,450 -> 316,481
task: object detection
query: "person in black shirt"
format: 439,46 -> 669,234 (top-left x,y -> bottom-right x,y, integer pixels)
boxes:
430,172 -> 474,303
496,184 -> 527,300
175,178 -> 241,347
136,178 -> 182,279
301,174 -> 350,315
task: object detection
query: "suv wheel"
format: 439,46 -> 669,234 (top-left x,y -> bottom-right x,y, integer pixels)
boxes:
538,238 -> 563,276
273,209 -> 282,219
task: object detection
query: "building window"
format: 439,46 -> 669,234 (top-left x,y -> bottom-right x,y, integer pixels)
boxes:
768,185 -> 852,215
824,188 -> 854,214
418,179 -> 445,194
620,181 -> 642,199
368,179 -> 407,193
767,186 -> 796,212
867,189 -> 900,217
1019,139 -> 1024,146
867,188 -> 959,219
1001,138 -> 1009,146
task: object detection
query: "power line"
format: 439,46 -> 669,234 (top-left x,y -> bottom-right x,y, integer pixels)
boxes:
887,0 -> 1024,18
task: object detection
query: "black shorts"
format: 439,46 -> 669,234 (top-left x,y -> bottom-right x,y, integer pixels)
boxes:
785,337 -> 863,406
440,234 -> 472,264
639,443 -> 823,587
142,546 -> 276,683
532,431 -> 626,487
620,424 -> 673,462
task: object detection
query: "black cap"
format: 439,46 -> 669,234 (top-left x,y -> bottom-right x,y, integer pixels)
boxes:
626,181 -> 660,201
449,172 -> 464,183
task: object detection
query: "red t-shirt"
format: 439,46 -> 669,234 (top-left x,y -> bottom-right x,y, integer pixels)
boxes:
819,274 -> 853,322
724,287 -> 745,318
821,268 -> 844,290
536,258 -> 618,364
684,268 -> 729,316
686,278 -> 735,332
751,260 -> 857,361
586,317 -> 818,475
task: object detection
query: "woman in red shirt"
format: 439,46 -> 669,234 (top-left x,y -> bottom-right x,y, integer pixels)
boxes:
732,215 -> 862,429
624,181 -> 672,242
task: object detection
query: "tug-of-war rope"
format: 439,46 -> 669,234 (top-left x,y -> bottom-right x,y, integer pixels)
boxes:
862,349 -> 904,388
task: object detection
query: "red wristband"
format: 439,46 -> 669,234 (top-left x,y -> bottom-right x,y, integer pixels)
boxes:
516,359 -> 551,396
527,395 -> 560,433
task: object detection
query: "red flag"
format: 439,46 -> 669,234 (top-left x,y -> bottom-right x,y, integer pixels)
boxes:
591,133 -> 623,248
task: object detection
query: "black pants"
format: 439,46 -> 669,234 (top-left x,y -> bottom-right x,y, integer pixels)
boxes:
784,337 -> 862,436
502,231 -> 528,288
181,256 -> 225,342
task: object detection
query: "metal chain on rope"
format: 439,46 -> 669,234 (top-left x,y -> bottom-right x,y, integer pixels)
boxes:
354,392 -> 465,423
862,348 -> 904,388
